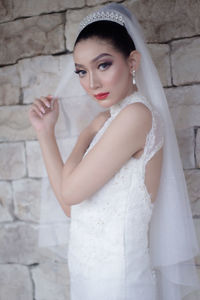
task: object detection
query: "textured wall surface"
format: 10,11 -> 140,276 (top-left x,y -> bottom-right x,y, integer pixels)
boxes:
0,0 -> 200,299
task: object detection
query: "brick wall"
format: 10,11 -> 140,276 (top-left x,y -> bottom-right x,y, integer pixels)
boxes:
0,0 -> 200,299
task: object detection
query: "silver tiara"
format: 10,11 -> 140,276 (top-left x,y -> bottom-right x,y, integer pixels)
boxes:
79,10 -> 125,32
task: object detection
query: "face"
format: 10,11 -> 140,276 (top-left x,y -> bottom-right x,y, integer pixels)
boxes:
73,37 -> 137,108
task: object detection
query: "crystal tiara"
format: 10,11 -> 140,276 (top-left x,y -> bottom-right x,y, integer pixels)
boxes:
79,10 -> 125,32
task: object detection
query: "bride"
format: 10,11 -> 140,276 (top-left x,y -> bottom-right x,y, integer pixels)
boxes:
28,3 -> 200,300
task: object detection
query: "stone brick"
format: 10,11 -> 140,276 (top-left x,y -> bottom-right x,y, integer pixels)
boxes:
18,54 -> 85,104
86,0 -> 121,5
19,55 -> 60,104
0,264 -> 33,300
185,170 -> 200,216
171,37 -> 200,85
0,13 -> 65,65
0,222 -> 39,264
170,105 -> 200,131
125,0 -> 200,43
176,127 -> 195,169
66,6 -> 101,51
12,177 -> 69,224
0,0 -> 12,23
12,178 -> 42,222
12,175 -> 71,240
32,262 -> 70,300
196,129 -> 200,168
0,222 -> 68,264
0,143 -> 26,180
0,105 -> 35,141
0,63 -> 20,106
11,177 -> 70,261
26,138 -> 77,178
0,181 -> 14,222
194,219 -> 200,265
148,43 -> 171,87
13,0 -> 85,19
26,141 -> 47,177
0,92 -> 98,142
164,85 -> 200,108
183,272 -> 200,300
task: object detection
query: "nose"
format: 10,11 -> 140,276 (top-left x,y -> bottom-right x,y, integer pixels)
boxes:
89,71 -> 101,90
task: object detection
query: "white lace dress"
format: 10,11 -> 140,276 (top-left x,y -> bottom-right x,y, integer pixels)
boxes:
67,91 -> 165,300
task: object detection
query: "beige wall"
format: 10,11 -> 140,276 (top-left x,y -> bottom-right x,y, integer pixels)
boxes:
0,0 -> 200,299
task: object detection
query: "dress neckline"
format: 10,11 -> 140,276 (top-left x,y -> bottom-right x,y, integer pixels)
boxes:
109,90 -> 146,117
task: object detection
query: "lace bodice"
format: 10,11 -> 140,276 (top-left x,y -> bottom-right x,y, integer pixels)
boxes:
68,91 -> 165,292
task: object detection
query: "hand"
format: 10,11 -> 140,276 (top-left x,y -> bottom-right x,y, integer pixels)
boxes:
88,110 -> 111,136
28,95 -> 59,134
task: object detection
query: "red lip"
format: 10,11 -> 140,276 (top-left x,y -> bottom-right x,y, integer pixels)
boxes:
94,92 -> 110,100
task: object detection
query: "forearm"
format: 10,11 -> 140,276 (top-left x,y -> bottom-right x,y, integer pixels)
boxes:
36,130 -> 70,216
61,128 -> 95,203
37,127 -> 94,216
62,128 -> 94,178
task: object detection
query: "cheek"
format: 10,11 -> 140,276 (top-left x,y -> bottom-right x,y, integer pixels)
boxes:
79,78 -> 89,91
101,62 -> 129,87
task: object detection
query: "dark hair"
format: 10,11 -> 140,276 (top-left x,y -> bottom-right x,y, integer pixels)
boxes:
74,21 -> 136,58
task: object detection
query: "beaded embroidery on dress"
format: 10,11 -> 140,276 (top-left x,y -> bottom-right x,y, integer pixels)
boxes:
67,91 -> 165,300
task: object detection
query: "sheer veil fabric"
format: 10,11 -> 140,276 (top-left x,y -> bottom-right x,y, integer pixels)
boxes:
37,3 -> 200,299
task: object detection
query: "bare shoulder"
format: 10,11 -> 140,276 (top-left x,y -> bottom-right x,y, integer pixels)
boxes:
113,101 -> 153,134
122,101 -> 152,118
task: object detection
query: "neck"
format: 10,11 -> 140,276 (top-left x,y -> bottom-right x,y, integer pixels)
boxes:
127,84 -> 138,97
112,85 -> 138,108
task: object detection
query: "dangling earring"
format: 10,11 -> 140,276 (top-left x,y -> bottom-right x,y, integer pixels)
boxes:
132,69 -> 136,85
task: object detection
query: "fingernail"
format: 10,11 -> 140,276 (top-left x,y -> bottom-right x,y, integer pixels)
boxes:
41,107 -> 45,113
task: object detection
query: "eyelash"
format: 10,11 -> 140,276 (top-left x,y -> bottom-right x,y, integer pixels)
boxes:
98,61 -> 112,70
74,61 -> 113,77
74,69 -> 86,77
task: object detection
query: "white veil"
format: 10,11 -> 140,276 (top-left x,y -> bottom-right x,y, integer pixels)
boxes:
37,3 -> 200,299
37,58 -> 104,260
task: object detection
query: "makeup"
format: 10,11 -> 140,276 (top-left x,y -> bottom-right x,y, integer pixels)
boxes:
94,92 -> 110,100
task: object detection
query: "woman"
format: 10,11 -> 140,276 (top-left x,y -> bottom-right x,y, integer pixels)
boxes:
28,3 -> 200,300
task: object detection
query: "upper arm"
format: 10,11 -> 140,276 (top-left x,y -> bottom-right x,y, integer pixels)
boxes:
62,102 -> 152,205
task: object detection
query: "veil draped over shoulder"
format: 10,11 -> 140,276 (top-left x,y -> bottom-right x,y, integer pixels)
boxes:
37,3 -> 200,299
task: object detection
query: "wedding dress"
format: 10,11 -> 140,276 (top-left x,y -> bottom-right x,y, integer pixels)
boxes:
67,91 -> 164,300
37,3 -> 200,299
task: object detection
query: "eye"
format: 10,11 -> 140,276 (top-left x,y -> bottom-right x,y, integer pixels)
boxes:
74,69 -> 87,78
98,61 -> 112,71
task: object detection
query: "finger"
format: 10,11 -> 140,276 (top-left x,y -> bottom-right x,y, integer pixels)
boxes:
31,103 -> 44,118
31,105 -> 44,118
51,97 -> 59,110
40,96 -> 51,109
34,98 -> 47,114
46,95 -> 54,107
47,94 -> 53,100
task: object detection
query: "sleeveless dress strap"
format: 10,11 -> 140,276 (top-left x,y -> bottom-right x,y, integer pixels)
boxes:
136,98 -> 165,166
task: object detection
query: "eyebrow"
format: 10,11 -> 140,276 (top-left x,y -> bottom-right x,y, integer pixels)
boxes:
75,53 -> 113,68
